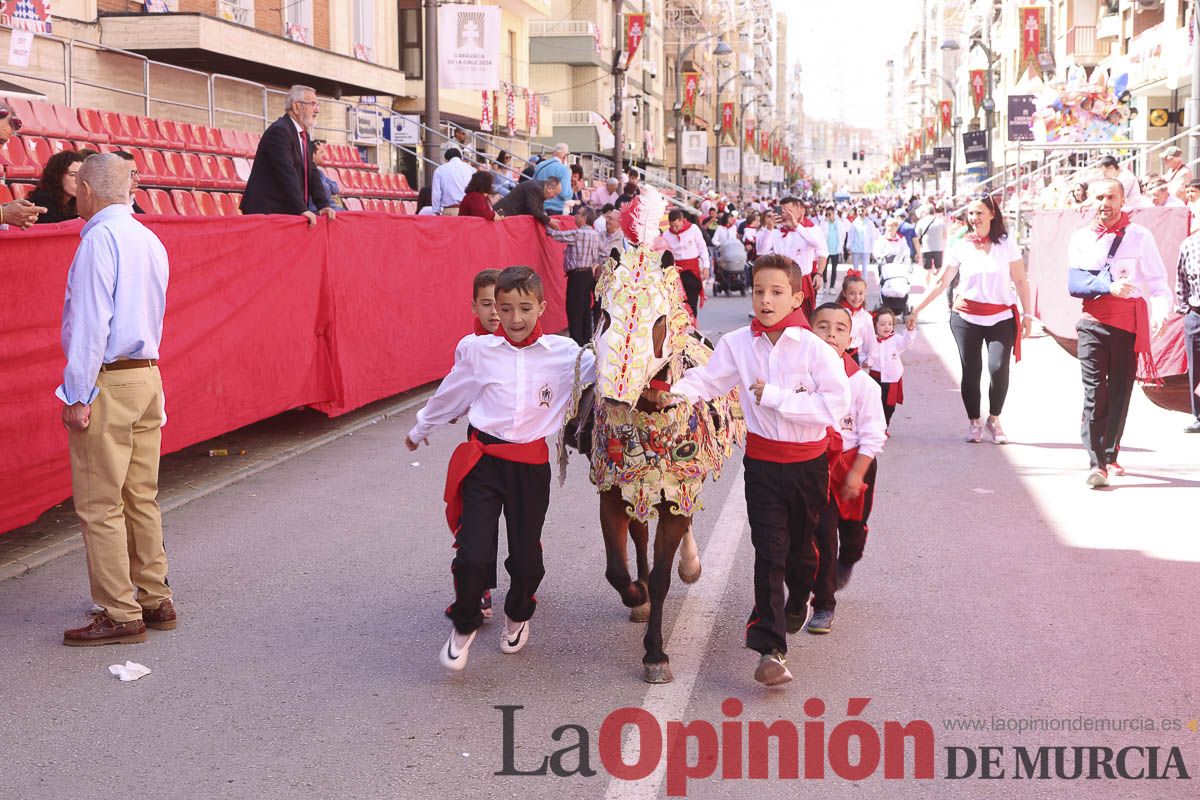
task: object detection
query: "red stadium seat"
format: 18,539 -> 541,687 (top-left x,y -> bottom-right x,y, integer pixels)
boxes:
97,143 -> 121,154
214,156 -> 239,189
162,150 -> 195,187
131,148 -> 158,183
5,98 -> 58,138
231,129 -> 254,157
1,136 -> 39,179
77,109 -> 109,143
145,188 -> 175,215
118,114 -> 154,147
148,149 -> 183,187
192,190 -> 218,216
209,191 -> 228,215
228,192 -> 242,209
215,192 -> 239,216
10,183 -> 35,200
134,188 -> 152,213
0,183 -> 10,203
179,123 -> 204,152
185,152 -> 217,189
24,136 -> 53,174
47,138 -> 75,154
156,119 -> 187,150
99,112 -> 138,145
138,117 -> 172,149
343,196 -> 363,211
170,189 -> 200,215
52,104 -> 106,144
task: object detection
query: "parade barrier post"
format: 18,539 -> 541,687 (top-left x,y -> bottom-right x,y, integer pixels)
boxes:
0,213 -> 569,534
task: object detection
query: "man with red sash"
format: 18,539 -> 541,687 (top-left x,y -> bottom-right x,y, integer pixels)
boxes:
656,208 -> 711,320
406,267 -> 596,671
767,197 -> 828,318
786,303 -> 886,636
1067,179 -> 1171,487
666,254 -> 851,687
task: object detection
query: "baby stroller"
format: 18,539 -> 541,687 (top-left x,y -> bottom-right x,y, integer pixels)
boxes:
712,239 -> 749,296
878,254 -> 913,317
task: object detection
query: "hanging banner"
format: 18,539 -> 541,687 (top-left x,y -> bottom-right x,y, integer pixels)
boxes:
682,72 -> 700,115
760,130 -> 770,155
438,4 -> 501,90
0,0 -> 52,33
720,102 -> 734,141
527,91 -> 540,133
1007,94 -> 1036,142
969,69 -> 987,114
681,130 -> 707,165
925,117 -> 936,146
745,122 -> 755,151
745,152 -> 759,177
719,146 -> 739,175
505,84 -> 516,135
939,99 -> 952,132
933,146 -> 952,171
625,13 -> 647,68
1019,6 -> 1044,78
963,129 -> 989,164
8,29 -> 33,67
480,90 -> 493,132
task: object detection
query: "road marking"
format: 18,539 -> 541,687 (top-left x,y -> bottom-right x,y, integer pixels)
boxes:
604,464 -> 748,800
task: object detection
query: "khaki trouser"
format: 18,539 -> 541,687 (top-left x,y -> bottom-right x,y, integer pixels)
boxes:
440,206 -> 460,216
68,366 -> 171,623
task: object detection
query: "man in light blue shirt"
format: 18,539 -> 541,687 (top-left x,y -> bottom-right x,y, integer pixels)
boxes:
532,143 -> 573,215
59,153 -> 176,647
431,148 -> 475,214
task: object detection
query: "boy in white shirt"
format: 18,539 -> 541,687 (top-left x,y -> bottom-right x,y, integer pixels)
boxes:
787,303 -> 887,636
665,254 -> 851,686
407,267 -> 596,671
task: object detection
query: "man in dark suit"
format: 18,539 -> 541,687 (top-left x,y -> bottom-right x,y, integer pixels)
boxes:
240,85 -> 336,227
493,177 -> 562,229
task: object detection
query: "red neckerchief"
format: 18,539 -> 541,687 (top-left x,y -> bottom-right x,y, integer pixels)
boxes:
886,235 -> 901,242
839,299 -> 864,314
751,308 -> 811,337
842,352 -> 860,377
780,225 -> 796,236
875,332 -> 895,343
473,318 -> 489,336
1093,211 -> 1131,239
798,217 -> 815,228
674,221 -> 693,235
495,320 -> 543,348
966,232 -> 990,251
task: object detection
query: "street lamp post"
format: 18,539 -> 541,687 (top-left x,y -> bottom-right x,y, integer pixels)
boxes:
422,0 -> 439,185
942,27 -> 999,183
674,39 -> 732,189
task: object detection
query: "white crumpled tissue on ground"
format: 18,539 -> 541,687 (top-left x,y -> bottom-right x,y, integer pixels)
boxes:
108,661 -> 152,681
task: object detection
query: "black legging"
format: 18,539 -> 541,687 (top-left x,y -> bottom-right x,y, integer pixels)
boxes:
680,271 -> 702,320
949,313 -> 1015,420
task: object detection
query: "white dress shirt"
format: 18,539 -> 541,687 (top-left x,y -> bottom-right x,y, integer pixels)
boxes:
431,157 -> 475,212
673,326 -> 851,444
872,236 -> 909,263
773,223 -> 827,275
655,223 -> 711,276
860,328 -> 917,384
453,332 -> 479,363
943,236 -> 1022,326
56,204 -> 169,405
711,224 -> 739,248
838,370 -> 888,458
847,307 -> 876,352
409,333 -> 596,445
1066,222 -> 1172,323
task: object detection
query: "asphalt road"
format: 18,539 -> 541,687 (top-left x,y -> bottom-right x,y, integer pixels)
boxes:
2,280 -> 1198,800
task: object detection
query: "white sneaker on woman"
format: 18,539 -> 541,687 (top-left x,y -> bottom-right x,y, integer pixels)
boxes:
985,418 -> 1008,445
966,420 -> 984,443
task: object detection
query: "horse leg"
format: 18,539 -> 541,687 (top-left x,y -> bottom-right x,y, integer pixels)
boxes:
677,524 -> 702,584
642,509 -> 691,684
628,517 -> 651,622
600,489 -> 649,615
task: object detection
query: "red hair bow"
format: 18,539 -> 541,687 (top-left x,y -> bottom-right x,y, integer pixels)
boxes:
845,269 -> 862,279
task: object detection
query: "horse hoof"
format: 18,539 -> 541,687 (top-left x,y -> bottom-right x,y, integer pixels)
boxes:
629,602 -> 650,623
678,560 -> 702,584
643,662 -> 673,684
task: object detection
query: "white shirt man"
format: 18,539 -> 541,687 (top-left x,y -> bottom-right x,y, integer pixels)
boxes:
431,150 -> 476,213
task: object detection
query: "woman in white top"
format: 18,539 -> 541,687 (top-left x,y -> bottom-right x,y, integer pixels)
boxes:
872,217 -> 910,263
908,194 -> 1033,444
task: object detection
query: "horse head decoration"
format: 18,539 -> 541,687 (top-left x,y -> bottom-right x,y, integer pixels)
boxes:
561,186 -> 745,684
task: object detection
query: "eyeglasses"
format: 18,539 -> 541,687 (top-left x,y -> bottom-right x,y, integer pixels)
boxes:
295,100 -> 320,108
0,109 -> 22,131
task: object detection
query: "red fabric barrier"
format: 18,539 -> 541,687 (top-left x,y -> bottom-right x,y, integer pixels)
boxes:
0,212 -> 567,534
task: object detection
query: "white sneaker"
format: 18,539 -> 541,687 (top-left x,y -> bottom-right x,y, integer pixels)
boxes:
985,417 -> 1008,445
439,627 -> 477,671
966,420 -> 983,443
1086,468 -> 1109,488
500,617 -> 530,654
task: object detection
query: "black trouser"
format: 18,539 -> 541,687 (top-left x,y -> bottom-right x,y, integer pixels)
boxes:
1186,310 -> 1200,422
743,453 -> 829,656
880,387 -> 897,425
824,253 -> 841,286
565,269 -> 596,346
680,270 -> 702,320
450,430 -> 551,634
1076,318 -> 1137,470
950,313 -> 1015,420
788,459 -> 878,613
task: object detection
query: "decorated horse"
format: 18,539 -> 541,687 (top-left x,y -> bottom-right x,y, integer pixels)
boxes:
560,187 -> 745,684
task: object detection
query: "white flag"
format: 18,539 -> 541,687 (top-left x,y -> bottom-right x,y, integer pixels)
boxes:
439,5 -> 501,91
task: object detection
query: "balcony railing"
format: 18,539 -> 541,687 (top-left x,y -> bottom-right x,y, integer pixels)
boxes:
530,20 -> 596,37
1066,25 -> 1110,62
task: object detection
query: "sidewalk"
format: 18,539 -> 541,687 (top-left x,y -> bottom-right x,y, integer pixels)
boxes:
0,388 -> 433,582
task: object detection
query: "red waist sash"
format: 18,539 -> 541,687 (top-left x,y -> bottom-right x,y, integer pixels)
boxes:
745,431 -> 829,464
826,432 -> 868,521
869,371 -> 905,405
444,434 -> 549,532
957,298 -> 1022,362
1082,295 -> 1157,383
674,256 -> 707,314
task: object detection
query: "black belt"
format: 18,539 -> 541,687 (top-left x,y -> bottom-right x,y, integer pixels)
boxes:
100,359 -> 157,372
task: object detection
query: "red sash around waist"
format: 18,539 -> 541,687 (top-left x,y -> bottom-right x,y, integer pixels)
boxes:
444,434 -> 549,532
868,371 -> 905,405
674,257 -> 707,313
745,432 -> 829,464
1082,295 -> 1157,383
826,433 -> 868,521
957,298 -> 1022,362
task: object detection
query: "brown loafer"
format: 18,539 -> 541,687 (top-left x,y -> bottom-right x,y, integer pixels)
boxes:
64,613 -> 147,646
143,599 -> 177,631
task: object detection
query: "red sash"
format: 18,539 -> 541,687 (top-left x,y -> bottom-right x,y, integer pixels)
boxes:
675,256 -> 707,313
957,298 -> 1022,362
745,432 -> 829,464
869,371 -> 905,405
1082,295 -> 1158,382
826,435 -> 867,521
444,434 -> 549,532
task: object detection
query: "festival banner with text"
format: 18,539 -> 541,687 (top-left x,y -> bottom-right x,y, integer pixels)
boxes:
939,100 -> 952,133
720,102 -> 734,142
